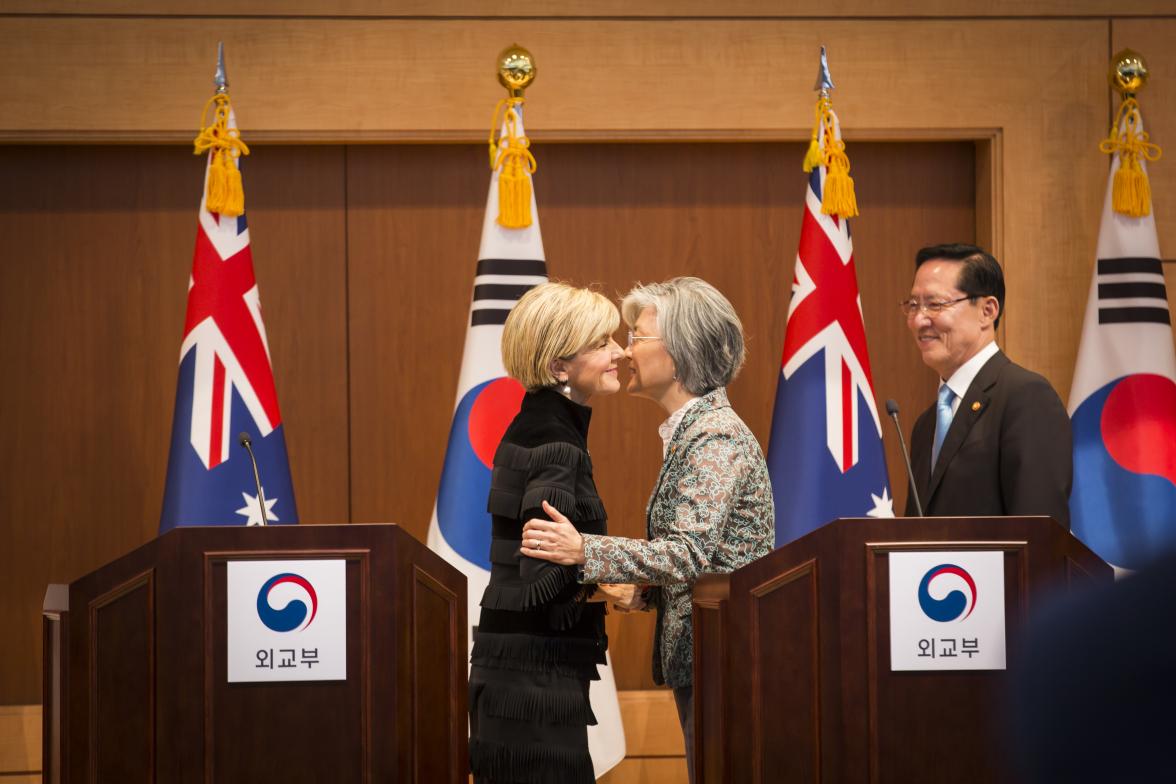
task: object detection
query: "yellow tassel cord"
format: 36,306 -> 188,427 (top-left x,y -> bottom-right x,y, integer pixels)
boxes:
1099,97 -> 1162,218
808,95 -> 858,219
802,98 -> 825,173
488,97 -> 537,229
193,93 -> 250,217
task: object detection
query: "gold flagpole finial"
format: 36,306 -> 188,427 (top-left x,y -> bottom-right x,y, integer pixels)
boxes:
497,44 -> 536,98
1110,49 -> 1148,98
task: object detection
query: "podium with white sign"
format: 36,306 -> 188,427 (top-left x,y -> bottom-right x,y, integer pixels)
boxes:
41,523 -> 467,784
691,516 -> 1110,784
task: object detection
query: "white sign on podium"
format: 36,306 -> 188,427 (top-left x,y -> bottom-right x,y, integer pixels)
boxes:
889,550 -> 1006,671
226,559 -> 347,682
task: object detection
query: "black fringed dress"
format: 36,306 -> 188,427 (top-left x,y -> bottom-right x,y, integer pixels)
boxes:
469,388 -> 609,784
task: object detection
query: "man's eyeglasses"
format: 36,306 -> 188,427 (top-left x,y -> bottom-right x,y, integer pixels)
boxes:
899,295 -> 975,318
627,330 -> 663,349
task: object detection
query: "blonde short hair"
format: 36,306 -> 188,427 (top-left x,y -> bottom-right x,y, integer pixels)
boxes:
502,282 -> 621,391
621,277 -> 745,395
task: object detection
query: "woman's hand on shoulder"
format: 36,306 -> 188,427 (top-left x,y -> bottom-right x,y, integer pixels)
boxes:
521,500 -> 587,566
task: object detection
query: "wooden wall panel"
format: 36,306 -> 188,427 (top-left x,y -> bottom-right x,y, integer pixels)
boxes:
347,140 -> 973,687
346,144 -> 487,528
0,146 -> 347,705
0,18 -> 1106,148
243,148 -> 350,525
0,16 -> 1111,398
0,146 -> 193,708
2,1 -> 1171,17
0,705 -> 40,777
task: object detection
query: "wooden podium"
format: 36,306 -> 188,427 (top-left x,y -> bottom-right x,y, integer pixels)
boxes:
42,523 -> 467,784
692,516 -> 1110,784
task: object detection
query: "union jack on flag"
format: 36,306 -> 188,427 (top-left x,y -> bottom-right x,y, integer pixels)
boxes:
160,108 -> 297,531
767,108 -> 892,546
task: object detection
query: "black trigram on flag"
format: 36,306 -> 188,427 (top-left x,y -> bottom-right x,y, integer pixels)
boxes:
1096,257 -> 1171,325
469,258 -> 548,326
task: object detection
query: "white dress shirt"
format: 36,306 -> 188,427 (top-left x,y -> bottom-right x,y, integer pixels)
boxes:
940,340 -> 1000,415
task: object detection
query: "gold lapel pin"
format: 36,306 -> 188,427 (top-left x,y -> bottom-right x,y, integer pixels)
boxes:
971,401 -> 982,412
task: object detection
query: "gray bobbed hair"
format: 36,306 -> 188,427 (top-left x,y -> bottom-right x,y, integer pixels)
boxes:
621,277 -> 745,396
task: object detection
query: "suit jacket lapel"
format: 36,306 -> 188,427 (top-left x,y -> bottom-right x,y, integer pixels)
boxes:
926,351 -> 1007,504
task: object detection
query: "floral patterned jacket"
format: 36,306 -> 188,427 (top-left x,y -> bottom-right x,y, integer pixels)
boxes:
579,387 -> 775,687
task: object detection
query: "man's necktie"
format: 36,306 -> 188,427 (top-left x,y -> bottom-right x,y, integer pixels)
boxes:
931,385 -> 956,471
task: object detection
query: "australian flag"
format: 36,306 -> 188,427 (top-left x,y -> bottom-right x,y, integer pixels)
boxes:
1069,107 -> 1175,572
767,107 -> 892,547
160,109 -> 296,531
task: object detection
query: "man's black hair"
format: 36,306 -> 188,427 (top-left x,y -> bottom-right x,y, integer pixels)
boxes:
915,243 -> 1005,329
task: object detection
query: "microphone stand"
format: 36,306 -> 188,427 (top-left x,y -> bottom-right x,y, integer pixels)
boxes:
237,432 -> 268,526
885,400 -> 924,517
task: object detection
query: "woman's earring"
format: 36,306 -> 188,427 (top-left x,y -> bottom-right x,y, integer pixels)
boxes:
561,379 -> 572,397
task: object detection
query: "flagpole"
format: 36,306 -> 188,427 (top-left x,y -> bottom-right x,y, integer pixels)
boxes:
813,43 -> 834,95
214,41 -> 228,93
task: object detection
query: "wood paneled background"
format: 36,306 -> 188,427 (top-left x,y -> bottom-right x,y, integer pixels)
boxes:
0,141 -> 970,703
1,2 -> 1174,711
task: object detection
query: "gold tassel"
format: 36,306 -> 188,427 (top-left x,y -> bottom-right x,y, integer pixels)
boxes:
1113,160 -> 1149,217
489,98 -> 537,228
823,147 -> 859,219
1100,97 -> 1162,218
811,96 -> 859,218
205,151 -> 228,213
802,138 -> 823,173
802,98 -> 825,173
193,93 -> 250,217
221,150 -> 245,216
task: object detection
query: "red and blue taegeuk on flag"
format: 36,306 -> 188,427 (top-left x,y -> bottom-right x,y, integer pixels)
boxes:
767,114 -> 892,546
160,110 -> 296,531
1068,107 -> 1176,571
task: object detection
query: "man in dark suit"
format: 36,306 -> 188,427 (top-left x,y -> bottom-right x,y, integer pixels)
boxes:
902,244 -> 1072,525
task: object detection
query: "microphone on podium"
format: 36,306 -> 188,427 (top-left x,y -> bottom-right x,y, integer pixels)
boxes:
885,399 -> 924,517
237,432 -> 269,527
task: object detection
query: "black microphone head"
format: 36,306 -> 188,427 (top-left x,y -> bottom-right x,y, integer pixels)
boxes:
885,399 -> 900,416
238,432 -> 252,447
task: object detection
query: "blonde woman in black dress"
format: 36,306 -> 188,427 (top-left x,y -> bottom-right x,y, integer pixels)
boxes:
469,281 -> 634,784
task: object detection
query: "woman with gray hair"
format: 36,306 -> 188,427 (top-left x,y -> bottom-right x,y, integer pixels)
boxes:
522,276 -> 775,782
